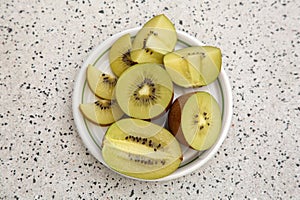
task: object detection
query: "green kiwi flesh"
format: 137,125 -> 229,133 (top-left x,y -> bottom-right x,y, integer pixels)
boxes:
102,118 -> 183,180
164,46 -> 222,88
79,99 -> 124,126
131,14 -> 177,64
86,64 -> 117,100
115,63 -> 173,119
181,92 -> 222,151
109,33 -> 137,77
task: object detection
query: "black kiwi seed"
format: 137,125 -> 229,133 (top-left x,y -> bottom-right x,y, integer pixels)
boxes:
203,112 -> 207,116
122,51 -> 138,66
199,125 -> 204,130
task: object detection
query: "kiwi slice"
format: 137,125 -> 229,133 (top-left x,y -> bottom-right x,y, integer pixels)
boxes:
167,92 -> 195,146
168,92 -> 221,151
131,14 -> 177,64
102,118 -> 183,180
164,46 -> 222,88
109,33 -> 137,77
86,64 -> 117,100
79,98 -> 124,126
115,63 -> 173,119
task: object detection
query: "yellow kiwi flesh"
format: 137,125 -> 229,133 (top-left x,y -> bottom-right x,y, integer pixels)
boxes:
168,92 -> 196,146
109,33 -> 137,77
79,99 -> 124,126
86,64 -> 117,100
115,63 -> 173,119
102,118 -> 182,180
164,46 -> 222,88
181,92 -> 221,151
131,14 -> 177,64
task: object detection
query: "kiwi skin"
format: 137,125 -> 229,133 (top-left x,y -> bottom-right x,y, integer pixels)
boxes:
168,92 -> 196,146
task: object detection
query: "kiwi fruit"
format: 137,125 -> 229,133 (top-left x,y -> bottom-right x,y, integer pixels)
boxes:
79,98 -> 124,126
130,14 -> 177,64
86,64 -> 117,100
168,92 -> 221,151
102,118 -> 183,180
167,92 -> 195,146
164,46 -> 222,88
115,63 -> 173,120
109,33 -> 137,77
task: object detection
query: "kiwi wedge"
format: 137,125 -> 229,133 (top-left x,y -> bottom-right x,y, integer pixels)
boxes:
102,118 -> 183,180
168,92 -> 221,151
79,98 -> 124,126
164,46 -> 222,88
86,64 -> 117,100
131,14 -> 177,64
109,33 -> 137,77
115,63 -> 173,119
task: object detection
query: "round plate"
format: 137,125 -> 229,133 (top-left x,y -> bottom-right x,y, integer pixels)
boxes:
72,27 -> 233,181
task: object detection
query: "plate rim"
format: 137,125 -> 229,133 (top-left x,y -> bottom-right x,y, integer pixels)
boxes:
72,27 -> 233,181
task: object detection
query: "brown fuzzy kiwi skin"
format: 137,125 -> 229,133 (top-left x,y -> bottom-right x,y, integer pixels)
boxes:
167,92 -> 196,146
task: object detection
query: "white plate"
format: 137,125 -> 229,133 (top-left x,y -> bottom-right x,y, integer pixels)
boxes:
72,27 -> 233,181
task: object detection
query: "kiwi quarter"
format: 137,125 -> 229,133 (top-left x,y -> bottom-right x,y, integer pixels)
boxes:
168,92 -> 222,151
109,33 -> 137,77
86,64 -> 117,100
164,46 -> 222,88
79,98 -> 124,126
102,118 -> 183,180
115,63 -> 174,119
130,14 -> 177,64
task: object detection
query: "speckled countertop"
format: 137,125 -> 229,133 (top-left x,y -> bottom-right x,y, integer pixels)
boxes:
1,0 -> 299,199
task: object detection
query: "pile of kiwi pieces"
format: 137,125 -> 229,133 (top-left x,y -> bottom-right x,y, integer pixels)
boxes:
79,14 -> 222,180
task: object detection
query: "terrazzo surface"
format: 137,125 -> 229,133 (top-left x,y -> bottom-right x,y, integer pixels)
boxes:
1,0 -> 299,199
